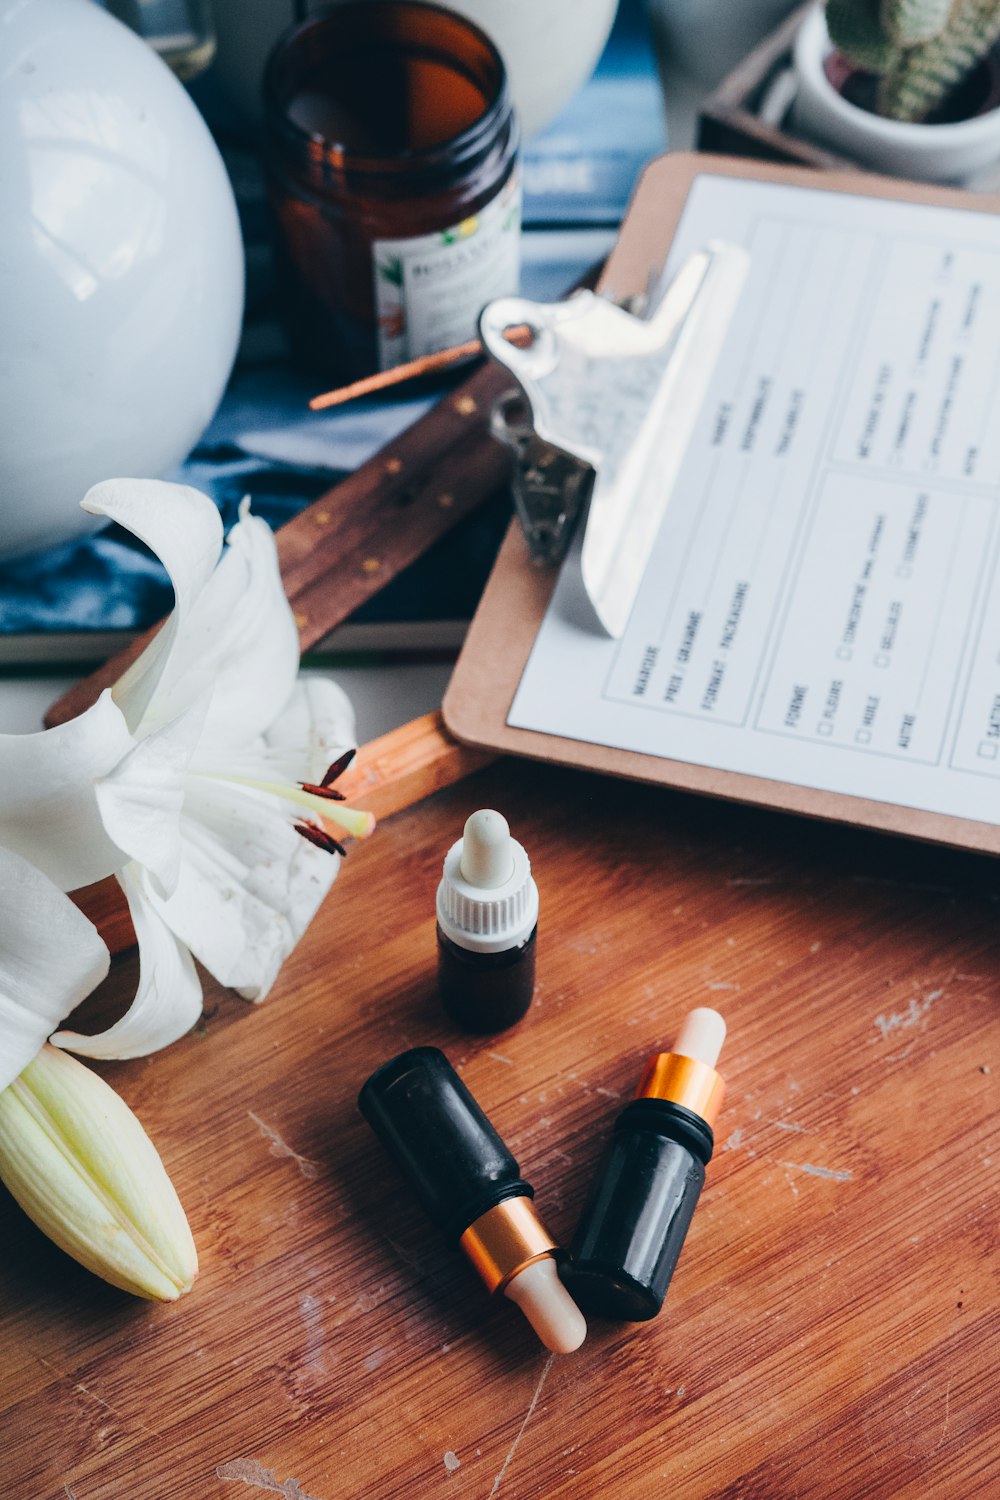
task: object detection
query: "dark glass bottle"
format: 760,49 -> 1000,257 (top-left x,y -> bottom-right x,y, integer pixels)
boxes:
435,810 -> 539,1034
437,924 -> 537,1033
562,1013 -> 727,1322
358,1046 -> 586,1352
563,1096 -> 714,1321
358,1046 -> 533,1242
262,0 -> 520,380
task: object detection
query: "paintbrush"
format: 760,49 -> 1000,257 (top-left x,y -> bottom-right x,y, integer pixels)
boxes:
308,325 -> 534,411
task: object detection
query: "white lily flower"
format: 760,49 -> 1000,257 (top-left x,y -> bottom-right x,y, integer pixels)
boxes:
0,853 -> 197,1300
0,846 -> 110,1093
0,684 -> 198,897
0,483 -> 225,901
49,479 -> 373,1061
0,480 -> 364,1300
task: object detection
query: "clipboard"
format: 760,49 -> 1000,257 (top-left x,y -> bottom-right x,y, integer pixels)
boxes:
444,151 -> 1000,857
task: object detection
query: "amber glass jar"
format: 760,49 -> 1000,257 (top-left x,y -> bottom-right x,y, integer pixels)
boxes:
262,0 -> 520,381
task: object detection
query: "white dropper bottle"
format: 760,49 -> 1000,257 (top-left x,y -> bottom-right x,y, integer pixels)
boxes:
436,809 -> 539,1033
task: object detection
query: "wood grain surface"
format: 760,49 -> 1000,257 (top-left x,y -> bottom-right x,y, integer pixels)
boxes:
3,757 -> 999,1499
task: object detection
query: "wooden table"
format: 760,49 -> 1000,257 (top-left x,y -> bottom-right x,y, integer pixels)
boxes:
3,746 -> 998,1499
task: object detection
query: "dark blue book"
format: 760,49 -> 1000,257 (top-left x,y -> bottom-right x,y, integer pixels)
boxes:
522,0 -> 667,227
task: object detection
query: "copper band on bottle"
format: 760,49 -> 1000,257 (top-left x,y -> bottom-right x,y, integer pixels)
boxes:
459,1196 -> 558,1295
636,1053 -> 725,1130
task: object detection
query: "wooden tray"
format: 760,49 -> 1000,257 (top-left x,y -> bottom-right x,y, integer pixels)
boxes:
3,727 -> 999,1498
697,3 -> 858,170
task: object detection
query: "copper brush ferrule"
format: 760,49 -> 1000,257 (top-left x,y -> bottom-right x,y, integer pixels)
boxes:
636,1050 -> 725,1130
460,1195 -> 558,1294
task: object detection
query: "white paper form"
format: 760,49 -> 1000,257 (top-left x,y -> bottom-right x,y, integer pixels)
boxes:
508,174 -> 1000,826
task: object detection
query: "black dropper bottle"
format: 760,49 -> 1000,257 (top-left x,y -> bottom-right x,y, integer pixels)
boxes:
359,1046 -> 585,1352
561,1008 -> 726,1321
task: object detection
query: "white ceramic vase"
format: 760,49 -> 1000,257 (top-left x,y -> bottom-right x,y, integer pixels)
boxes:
792,3 -> 1000,184
209,0 -> 619,140
0,0 -> 244,559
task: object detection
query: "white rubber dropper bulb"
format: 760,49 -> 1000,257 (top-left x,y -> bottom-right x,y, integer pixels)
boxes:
671,1007 -> 726,1069
504,1258 -> 587,1354
459,809 -> 515,888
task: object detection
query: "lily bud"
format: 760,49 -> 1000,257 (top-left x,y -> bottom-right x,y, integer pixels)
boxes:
0,1044 -> 197,1300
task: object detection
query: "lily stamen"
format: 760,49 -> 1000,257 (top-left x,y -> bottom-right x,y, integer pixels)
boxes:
295,822 -> 347,856
321,749 -> 355,786
198,770 -> 376,844
300,781 -> 346,802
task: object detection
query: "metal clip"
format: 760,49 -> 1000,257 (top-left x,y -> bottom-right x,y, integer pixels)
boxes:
481,241 -> 748,637
488,391 -> 592,567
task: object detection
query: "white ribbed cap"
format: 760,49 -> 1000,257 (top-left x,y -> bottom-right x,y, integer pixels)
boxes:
436,810 -> 539,954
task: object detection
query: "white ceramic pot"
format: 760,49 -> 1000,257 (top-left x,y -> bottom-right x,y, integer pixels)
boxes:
792,3 -> 1000,183
0,0 -> 244,559
209,0 -> 619,140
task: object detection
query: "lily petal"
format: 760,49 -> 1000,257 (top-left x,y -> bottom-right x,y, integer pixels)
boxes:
0,849 -> 110,1092
52,865 -> 202,1060
0,690 -> 137,892
192,674 -> 358,787
151,778 -> 338,1001
258,674 -> 358,786
83,479 -> 224,735
128,497 -> 299,745
94,690 -> 211,899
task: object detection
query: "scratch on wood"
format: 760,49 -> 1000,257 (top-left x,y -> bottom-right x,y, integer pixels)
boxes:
384,1235 -> 423,1272
353,1285 -> 388,1313
779,1160 -> 854,1183
216,1458 -> 326,1498
74,1381 -> 154,1436
489,1354 -> 555,1498
873,989 -> 943,1043
487,1052 -> 513,1065
248,1112 -> 320,1179
64,1488 -> 77,1499
933,1380 -> 953,1452
771,1120 -> 807,1134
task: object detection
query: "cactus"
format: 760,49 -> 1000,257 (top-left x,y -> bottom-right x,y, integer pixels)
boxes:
826,0 -> 1000,120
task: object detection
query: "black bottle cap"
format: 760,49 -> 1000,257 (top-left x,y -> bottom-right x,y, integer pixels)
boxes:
358,1046 -> 531,1243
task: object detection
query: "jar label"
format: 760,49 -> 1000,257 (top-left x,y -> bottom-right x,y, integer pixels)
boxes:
372,170 -> 521,369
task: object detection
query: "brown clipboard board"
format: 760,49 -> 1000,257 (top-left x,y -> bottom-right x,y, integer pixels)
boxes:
444,151 -> 1000,858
